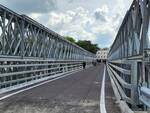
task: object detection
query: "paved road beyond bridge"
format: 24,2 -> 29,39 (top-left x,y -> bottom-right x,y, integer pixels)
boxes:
0,63 -> 120,113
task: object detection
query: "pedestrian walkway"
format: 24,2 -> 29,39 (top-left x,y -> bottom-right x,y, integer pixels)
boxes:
0,63 -> 120,113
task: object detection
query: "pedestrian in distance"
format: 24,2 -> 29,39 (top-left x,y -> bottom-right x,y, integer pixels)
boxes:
83,62 -> 86,69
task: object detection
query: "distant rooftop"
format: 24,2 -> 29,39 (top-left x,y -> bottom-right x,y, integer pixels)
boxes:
99,48 -> 109,50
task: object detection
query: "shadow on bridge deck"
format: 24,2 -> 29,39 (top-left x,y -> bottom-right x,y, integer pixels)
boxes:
0,63 -> 120,113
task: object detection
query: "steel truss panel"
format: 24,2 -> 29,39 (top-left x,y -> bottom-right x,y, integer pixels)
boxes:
107,0 -> 150,108
0,5 -> 95,94
0,4 -> 95,61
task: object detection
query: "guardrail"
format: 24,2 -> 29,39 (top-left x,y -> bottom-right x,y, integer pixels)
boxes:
107,62 -> 136,105
107,64 -> 134,113
0,57 -> 93,94
107,0 -> 150,110
139,87 -> 150,107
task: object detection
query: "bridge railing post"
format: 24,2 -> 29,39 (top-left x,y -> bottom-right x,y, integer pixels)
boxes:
131,61 -> 139,106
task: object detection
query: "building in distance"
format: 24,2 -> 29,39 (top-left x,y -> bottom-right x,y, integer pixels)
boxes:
96,48 -> 109,62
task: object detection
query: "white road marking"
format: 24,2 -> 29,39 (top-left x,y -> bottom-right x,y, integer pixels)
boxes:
0,69 -> 82,101
100,65 -> 107,113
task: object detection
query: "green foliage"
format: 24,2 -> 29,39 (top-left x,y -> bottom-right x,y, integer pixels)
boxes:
76,40 -> 99,54
64,36 -> 76,43
64,36 -> 99,54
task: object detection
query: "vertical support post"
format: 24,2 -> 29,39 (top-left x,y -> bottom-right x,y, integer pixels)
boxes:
131,61 -> 139,106
21,20 -> 25,58
2,11 -> 6,55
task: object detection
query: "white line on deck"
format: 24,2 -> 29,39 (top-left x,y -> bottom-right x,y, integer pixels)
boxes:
100,65 -> 107,113
0,69 -> 82,101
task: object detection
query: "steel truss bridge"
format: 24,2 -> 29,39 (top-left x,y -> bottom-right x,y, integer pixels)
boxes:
107,0 -> 150,112
0,0 -> 150,113
0,4 -> 95,94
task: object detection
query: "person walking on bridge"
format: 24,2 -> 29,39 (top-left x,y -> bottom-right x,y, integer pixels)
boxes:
83,62 -> 86,69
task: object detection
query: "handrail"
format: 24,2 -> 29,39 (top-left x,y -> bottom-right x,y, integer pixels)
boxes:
108,63 -> 131,75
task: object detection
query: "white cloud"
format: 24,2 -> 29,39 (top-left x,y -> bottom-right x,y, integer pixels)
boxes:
94,4 -> 109,15
29,13 -> 42,21
0,0 -> 56,14
46,7 -> 96,42
48,12 -> 72,26
21,0 -> 133,48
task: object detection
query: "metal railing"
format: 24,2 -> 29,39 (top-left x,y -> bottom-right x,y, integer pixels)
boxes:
107,0 -> 150,110
139,86 -> 150,107
0,5 -> 95,94
0,57 -> 93,94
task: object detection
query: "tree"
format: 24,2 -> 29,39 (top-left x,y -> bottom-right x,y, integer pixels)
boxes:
64,36 -> 76,43
76,40 -> 99,54
64,36 -> 99,54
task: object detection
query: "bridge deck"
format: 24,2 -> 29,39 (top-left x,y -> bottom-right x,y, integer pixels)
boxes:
0,63 -> 120,113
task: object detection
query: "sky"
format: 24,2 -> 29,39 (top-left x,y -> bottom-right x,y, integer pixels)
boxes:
0,0 -> 133,48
